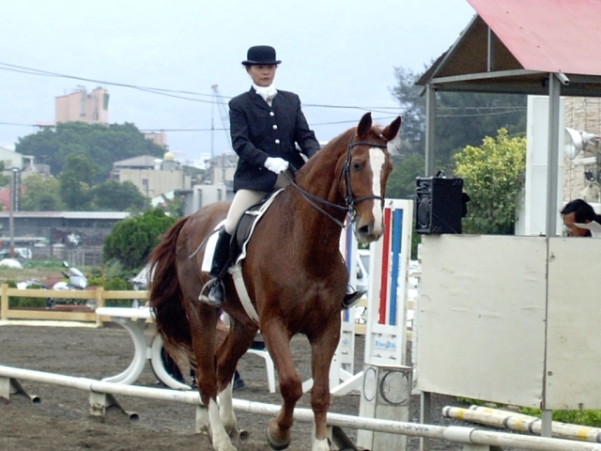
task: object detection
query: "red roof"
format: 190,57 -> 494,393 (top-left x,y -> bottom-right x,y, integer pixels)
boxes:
467,0 -> 601,76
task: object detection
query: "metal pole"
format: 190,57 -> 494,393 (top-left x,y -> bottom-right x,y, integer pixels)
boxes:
425,85 -> 436,177
543,73 -> 562,439
545,74 -> 561,237
3,364 -> 601,451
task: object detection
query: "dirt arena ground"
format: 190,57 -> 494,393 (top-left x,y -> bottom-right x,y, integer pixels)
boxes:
0,321 -> 492,451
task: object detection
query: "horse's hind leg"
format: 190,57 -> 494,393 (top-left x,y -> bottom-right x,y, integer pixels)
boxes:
262,325 -> 303,450
188,304 -> 237,451
215,319 -> 258,436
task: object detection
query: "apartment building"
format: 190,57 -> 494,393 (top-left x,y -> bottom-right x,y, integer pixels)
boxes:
55,86 -> 109,124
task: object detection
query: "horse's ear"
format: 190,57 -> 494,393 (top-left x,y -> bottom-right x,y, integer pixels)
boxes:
382,116 -> 402,142
356,112 -> 372,139
382,116 -> 402,155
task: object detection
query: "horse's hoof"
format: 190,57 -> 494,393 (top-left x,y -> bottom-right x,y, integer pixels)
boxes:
224,423 -> 237,438
208,429 -> 237,451
267,418 -> 291,450
226,427 -> 248,440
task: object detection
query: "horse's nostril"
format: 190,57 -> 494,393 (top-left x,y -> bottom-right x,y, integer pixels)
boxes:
358,225 -> 371,236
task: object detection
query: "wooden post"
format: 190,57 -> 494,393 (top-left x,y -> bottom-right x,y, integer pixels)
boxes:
1,284 -> 8,321
95,287 -> 105,327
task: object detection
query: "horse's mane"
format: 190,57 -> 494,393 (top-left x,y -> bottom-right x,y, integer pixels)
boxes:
294,127 -> 354,184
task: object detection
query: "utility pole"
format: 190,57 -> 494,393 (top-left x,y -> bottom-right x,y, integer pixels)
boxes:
210,96 -> 215,160
9,168 -> 19,259
211,84 -> 231,185
211,85 -> 231,146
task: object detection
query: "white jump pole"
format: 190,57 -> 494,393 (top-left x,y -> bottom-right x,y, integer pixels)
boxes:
444,405 -> 601,443
3,365 -> 601,451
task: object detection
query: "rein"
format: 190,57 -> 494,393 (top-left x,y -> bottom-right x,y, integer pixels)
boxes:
284,136 -> 388,228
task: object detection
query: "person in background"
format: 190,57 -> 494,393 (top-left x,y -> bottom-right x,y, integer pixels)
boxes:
202,45 -> 365,309
560,198 -> 601,237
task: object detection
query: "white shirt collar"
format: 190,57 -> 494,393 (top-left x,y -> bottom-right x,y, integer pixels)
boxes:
253,83 -> 278,104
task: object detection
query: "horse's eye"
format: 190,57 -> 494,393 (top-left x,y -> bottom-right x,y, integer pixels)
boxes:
352,161 -> 361,171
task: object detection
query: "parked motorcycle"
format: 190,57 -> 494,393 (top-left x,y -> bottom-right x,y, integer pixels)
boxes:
53,261 -> 88,291
46,261 -> 92,309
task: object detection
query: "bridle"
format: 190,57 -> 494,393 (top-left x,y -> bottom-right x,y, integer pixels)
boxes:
285,136 -> 389,228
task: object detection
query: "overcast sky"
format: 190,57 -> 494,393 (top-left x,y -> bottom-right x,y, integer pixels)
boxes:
0,0 -> 476,165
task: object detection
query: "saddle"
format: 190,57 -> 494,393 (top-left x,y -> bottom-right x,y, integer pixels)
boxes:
229,189 -> 283,264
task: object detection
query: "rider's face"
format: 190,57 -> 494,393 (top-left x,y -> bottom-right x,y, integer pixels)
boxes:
562,212 -> 590,237
246,64 -> 277,87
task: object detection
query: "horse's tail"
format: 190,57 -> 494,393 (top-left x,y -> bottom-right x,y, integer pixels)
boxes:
148,216 -> 193,352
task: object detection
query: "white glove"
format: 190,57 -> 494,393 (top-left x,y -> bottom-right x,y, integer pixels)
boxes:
264,157 -> 289,174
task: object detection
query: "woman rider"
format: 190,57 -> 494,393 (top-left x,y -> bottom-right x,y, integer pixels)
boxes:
202,45 -> 364,310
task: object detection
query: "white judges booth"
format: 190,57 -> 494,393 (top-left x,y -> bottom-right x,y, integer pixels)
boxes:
415,234 -> 601,410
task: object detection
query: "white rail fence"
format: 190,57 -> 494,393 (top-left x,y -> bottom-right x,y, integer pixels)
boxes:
1,365 -> 601,451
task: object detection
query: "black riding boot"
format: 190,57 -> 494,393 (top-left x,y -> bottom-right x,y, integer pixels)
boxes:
341,287 -> 367,310
204,229 -> 231,307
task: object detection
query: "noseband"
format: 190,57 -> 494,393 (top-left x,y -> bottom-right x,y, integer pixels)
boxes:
286,136 -> 389,228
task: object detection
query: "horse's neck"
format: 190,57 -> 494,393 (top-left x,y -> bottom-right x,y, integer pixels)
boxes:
295,144 -> 345,207
287,151 -> 347,257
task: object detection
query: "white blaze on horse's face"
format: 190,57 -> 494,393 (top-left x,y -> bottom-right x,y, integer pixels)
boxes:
368,147 -> 386,234
353,146 -> 387,244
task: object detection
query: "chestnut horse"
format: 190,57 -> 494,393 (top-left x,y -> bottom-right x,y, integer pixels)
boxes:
148,112 -> 401,451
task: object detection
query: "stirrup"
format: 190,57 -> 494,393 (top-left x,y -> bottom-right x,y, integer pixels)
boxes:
341,288 -> 367,310
199,279 -> 224,307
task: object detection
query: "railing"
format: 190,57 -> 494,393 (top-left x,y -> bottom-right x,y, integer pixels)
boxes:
0,284 -> 148,326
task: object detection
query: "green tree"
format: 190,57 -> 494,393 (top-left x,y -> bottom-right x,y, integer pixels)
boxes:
14,122 -> 166,179
160,194 -> 185,219
59,154 -> 99,210
454,128 -> 526,234
103,208 -> 176,269
436,91 -> 527,165
20,174 -> 64,211
390,67 -> 427,157
91,180 -> 149,212
386,154 -> 426,199
389,66 -> 527,194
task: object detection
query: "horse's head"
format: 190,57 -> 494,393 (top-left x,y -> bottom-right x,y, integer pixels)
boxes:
342,112 -> 401,244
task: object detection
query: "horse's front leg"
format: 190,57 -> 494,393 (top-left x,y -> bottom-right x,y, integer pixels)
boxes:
309,316 -> 341,451
263,324 -> 302,450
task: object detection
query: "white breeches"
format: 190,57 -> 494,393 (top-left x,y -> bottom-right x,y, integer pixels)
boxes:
224,173 -> 290,234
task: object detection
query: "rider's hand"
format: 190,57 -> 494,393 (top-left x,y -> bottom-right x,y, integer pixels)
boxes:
264,157 -> 289,174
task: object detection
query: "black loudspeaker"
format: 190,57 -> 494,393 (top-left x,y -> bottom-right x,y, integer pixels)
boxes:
415,177 -> 464,234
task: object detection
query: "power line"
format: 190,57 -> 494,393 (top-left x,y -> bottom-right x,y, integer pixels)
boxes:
0,60 -> 527,132
438,106 -> 526,110
0,61 -> 403,112
0,113 -> 402,132
437,109 -> 525,118
0,108 -> 523,132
